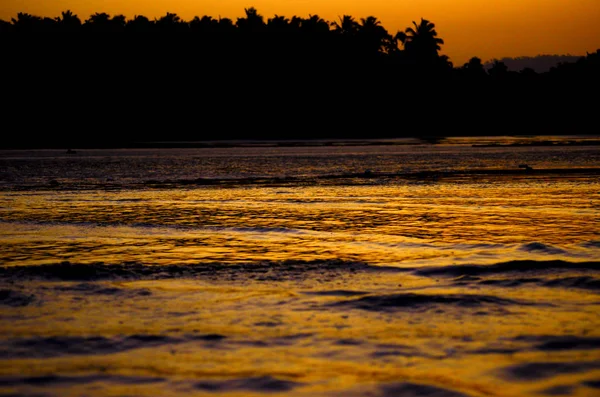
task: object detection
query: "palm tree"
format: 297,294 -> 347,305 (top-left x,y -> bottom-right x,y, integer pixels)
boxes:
55,10 -> 81,32
190,15 -> 219,34
331,15 -> 359,36
357,16 -> 392,56
331,15 -> 359,60
397,18 -> 443,62
217,17 -> 234,32
11,12 -> 44,32
301,14 -> 329,35
85,12 -> 111,32
289,16 -> 303,31
126,15 -> 153,33
236,7 -> 265,33
267,15 -> 290,34
87,12 -> 110,25
359,16 -> 382,30
156,12 -> 186,33
111,15 -> 126,31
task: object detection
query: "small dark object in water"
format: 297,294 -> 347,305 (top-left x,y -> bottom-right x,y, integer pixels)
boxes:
518,164 -> 533,171
66,149 -> 77,154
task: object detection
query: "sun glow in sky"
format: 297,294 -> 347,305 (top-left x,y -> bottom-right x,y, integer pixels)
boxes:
2,0 -> 599,65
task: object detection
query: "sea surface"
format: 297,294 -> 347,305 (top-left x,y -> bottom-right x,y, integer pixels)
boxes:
1,136 -> 599,396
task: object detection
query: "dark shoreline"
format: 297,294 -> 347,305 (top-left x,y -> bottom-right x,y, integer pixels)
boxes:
471,140 -> 600,148
129,138 -> 600,149
2,136 -> 600,150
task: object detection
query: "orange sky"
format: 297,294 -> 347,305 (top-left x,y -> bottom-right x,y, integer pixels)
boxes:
2,0 -> 599,65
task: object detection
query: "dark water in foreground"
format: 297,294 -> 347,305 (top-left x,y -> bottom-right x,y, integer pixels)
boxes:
1,137 -> 599,396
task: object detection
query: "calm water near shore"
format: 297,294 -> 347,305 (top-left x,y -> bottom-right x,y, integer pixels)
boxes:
1,137 -> 599,396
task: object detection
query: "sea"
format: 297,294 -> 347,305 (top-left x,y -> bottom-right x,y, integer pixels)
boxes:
0,136 -> 599,397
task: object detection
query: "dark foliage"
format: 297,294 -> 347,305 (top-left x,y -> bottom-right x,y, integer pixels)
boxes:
1,9 -> 598,148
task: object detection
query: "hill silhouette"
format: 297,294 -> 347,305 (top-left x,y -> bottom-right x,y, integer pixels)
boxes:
1,8 -> 598,148
484,55 -> 584,73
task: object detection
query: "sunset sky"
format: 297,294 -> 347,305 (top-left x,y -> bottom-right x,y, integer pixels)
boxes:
2,0 -> 599,65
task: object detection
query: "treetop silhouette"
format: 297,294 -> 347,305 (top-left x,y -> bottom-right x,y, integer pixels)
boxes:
1,7 -> 598,148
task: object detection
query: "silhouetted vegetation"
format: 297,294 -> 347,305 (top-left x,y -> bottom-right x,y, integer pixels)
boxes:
1,8 -> 598,148
483,55 -> 584,73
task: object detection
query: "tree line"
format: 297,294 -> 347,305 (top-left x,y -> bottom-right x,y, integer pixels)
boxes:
2,8 -> 599,147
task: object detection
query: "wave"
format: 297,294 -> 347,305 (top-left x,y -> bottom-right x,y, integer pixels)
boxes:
583,380 -> 600,389
473,335 -> 600,355
0,219 -> 319,237
499,360 -> 600,381
53,282 -> 153,296
4,167 -> 599,191
0,288 -> 36,307
583,241 -> 600,248
0,260 -> 405,281
519,242 -> 567,254
337,381 -> 470,397
0,374 -> 166,387
327,292 -> 542,312
514,335 -> 600,352
302,290 -> 370,297
415,260 -> 600,292
542,276 -> 600,291
194,376 -> 302,393
467,275 -> 600,291
3,259 -> 599,284
0,373 -> 301,394
415,260 -> 600,277
0,333 -> 226,359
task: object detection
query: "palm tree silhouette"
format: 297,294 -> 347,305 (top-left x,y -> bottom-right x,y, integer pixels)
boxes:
267,15 -> 290,33
332,15 -> 359,36
236,7 -> 266,33
126,15 -> 153,33
156,12 -> 186,33
56,10 -> 81,32
11,12 -> 43,32
87,12 -> 111,26
331,15 -> 359,60
301,14 -> 329,34
190,15 -> 219,34
396,18 -> 443,62
357,16 -> 391,56
85,13 -> 125,33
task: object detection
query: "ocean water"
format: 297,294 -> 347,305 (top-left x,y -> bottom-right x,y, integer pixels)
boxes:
1,137 -> 599,397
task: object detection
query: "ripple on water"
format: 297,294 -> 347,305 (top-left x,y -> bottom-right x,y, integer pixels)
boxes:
0,334 -> 227,359
519,242 -> 567,255
327,292 -> 539,313
0,260 -> 403,282
499,361 -> 600,381
514,335 -> 600,352
0,289 -> 35,307
193,375 -> 302,392
0,374 -> 165,386
337,381 -> 471,397
51,282 -> 152,297
414,260 -> 600,278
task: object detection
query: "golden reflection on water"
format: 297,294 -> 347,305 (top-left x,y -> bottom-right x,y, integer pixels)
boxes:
1,271 -> 599,396
0,175 -> 599,396
0,181 -> 598,267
